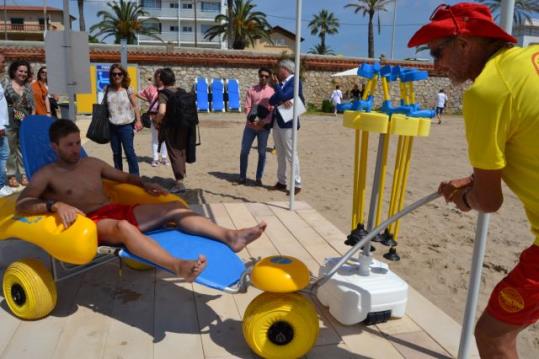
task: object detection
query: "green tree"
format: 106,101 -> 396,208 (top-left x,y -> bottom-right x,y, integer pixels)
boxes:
204,0 -> 272,49
90,0 -> 162,44
308,43 -> 336,55
477,0 -> 539,25
77,0 -> 86,32
308,9 -> 339,50
344,0 -> 394,58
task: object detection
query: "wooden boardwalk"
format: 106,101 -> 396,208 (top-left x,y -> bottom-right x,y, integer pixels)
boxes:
0,201 -> 478,358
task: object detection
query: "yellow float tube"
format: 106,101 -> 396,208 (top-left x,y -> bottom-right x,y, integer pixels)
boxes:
0,180 -> 186,265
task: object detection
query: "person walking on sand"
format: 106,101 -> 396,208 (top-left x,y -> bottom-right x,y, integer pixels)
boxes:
435,89 -> 448,124
330,85 -> 343,116
0,53 -> 12,197
240,67 -> 275,186
137,71 -> 168,167
409,3 -> 539,358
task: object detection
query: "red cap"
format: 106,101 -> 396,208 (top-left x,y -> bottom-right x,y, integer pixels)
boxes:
407,2 -> 517,48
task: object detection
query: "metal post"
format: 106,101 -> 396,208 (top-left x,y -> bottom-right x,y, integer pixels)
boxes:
62,0 -> 76,121
177,0 -> 181,46
500,0 -> 515,32
3,0 -> 7,41
458,213 -> 490,359
44,0 -> 48,39
288,0 -> 302,211
194,0 -> 198,47
390,0 -> 397,59
120,38 -> 128,68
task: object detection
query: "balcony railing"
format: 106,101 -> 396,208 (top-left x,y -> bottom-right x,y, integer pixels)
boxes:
0,24 -> 46,32
141,7 -> 219,20
139,31 -> 220,44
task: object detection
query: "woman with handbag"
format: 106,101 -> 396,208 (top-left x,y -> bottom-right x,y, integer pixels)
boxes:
137,70 -> 168,167
31,66 -> 52,116
105,64 -> 143,176
4,60 -> 34,187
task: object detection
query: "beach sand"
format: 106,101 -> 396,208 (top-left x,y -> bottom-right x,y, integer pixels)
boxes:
85,112 -> 538,357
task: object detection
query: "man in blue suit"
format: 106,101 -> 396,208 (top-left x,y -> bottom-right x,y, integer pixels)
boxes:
269,60 -> 304,195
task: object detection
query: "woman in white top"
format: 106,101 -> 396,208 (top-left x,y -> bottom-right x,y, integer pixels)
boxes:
330,85 -> 343,116
106,64 -> 142,175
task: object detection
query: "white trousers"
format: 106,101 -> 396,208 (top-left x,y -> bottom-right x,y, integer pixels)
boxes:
272,122 -> 301,188
151,122 -> 168,161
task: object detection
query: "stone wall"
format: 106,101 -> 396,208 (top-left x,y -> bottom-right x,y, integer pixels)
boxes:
0,42 -> 464,113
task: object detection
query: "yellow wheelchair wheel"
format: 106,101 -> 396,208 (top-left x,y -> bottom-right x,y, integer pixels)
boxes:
2,259 -> 57,320
243,292 -> 319,359
122,258 -> 153,271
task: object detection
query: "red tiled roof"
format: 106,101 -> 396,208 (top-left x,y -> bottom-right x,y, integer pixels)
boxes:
0,44 -> 438,75
0,6 -> 64,12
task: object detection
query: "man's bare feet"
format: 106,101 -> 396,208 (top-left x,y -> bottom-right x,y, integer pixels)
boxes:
227,222 -> 267,252
175,255 -> 207,282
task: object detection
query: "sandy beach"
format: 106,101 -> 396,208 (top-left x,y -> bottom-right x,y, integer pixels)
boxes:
83,112 -> 538,357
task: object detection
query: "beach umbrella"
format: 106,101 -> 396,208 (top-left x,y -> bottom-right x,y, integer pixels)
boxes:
331,67 -> 360,77
457,2 -> 514,358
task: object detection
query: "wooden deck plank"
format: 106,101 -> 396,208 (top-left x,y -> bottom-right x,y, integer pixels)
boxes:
296,208 -> 351,255
0,295 -> 21,357
52,262 -> 119,359
101,268 -> 156,359
153,272 -> 204,359
0,276 -> 82,359
223,203 -> 280,260
267,204 -> 340,264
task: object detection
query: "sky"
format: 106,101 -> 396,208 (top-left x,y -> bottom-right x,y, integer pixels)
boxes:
7,0 -> 499,60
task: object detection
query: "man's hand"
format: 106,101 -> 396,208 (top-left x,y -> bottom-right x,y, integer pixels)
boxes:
53,202 -> 84,228
142,182 -> 168,196
438,175 -> 474,204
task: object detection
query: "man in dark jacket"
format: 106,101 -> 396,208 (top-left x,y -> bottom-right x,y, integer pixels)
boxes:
269,60 -> 304,196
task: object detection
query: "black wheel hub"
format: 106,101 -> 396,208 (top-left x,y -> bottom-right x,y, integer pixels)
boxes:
267,321 -> 294,346
11,284 -> 26,306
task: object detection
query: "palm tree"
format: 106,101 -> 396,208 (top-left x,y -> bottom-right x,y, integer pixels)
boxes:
204,0 -> 272,50
308,10 -> 339,50
345,0 -> 394,58
477,0 -> 539,25
90,0 -> 162,44
77,0 -> 86,32
308,43 -> 336,55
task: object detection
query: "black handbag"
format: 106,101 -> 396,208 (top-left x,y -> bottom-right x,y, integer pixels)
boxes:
87,87 -> 111,144
141,97 -> 159,129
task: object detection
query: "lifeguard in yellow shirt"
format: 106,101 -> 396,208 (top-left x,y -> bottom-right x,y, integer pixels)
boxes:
409,3 -> 539,358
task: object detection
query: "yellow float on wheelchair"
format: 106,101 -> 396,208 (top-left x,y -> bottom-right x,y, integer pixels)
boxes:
251,255 -> 310,293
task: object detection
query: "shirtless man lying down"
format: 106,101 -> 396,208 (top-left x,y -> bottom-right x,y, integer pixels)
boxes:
16,119 -> 266,282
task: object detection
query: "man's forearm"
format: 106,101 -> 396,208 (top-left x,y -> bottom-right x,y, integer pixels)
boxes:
16,197 -> 48,214
125,173 -> 145,188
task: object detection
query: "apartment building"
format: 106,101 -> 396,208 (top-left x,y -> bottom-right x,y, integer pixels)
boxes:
513,18 -> 539,47
0,6 -> 73,41
138,0 -> 227,49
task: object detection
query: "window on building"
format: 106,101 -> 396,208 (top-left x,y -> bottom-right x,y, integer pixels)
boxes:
182,26 -> 193,32
170,25 -> 179,32
10,18 -> 24,25
182,2 -> 193,9
143,21 -> 162,33
273,38 -> 286,46
170,2 -> 179,8
201,2 -> 220,12
200,24 -> 212,34
141,0 -> 161,8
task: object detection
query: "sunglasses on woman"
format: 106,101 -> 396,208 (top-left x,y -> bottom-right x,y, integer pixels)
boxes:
111,72 -> 124,77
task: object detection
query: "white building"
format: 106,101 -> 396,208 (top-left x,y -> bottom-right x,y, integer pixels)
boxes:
138,0 -> 227,49
513,18 -> 539,47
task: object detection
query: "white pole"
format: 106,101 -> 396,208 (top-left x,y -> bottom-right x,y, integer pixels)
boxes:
457,212 -> 490,359
288,0 -> 302,211
390,0 -> 397,59
120,38 -> 128,68
44,0 -> 48,39
457,1 -> 513,357
62,0 -> 76,120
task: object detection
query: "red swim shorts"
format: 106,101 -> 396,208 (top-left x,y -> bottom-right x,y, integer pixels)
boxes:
486,245 -> 539,326
87,203 -> 139,228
